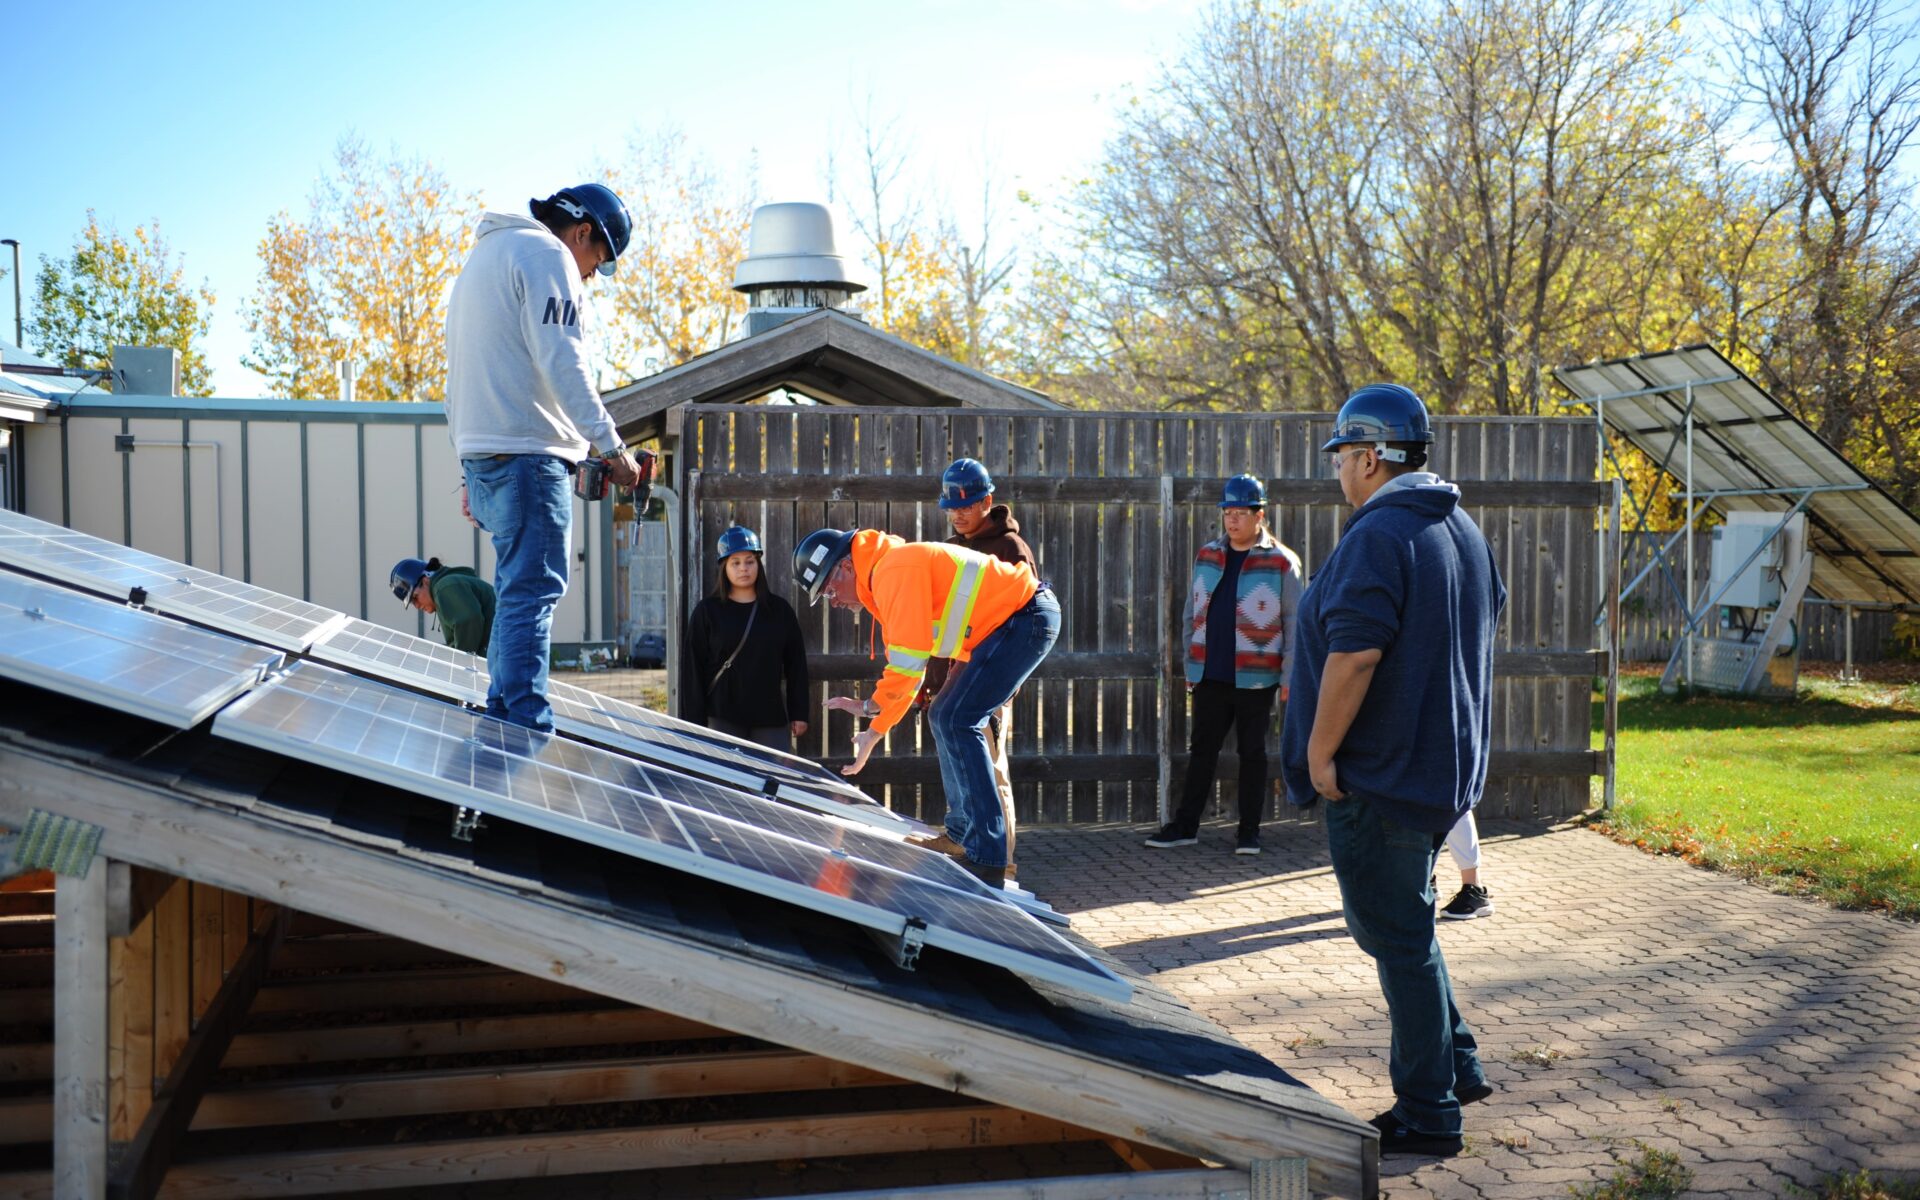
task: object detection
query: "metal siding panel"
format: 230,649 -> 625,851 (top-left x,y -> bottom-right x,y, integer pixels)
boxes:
303,422 -> 362,617
360,424 -> 424,634
242,421 -> 305,602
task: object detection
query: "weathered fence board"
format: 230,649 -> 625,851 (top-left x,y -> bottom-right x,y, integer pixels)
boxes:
683,408 -> 1607,824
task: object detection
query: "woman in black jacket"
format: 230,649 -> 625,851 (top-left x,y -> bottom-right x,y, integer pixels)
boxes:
682,525 -> 810,751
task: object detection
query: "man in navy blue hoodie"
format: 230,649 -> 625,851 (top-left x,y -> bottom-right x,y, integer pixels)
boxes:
1281,384 -> 1506,1158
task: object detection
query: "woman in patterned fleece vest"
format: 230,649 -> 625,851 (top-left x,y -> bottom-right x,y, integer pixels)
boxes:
1147,475 -> 1304,855
1183,530 -> 1303,690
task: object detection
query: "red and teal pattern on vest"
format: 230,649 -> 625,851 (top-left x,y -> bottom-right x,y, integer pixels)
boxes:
1184,532 -> 1305,689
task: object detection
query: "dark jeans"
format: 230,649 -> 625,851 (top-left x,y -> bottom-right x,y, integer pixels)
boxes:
709,717 -> 792,754
928,589 -> 1060,868
462,454 -> 571,732
1170,680 -> 1277,838
1325,794 -> 1484,1135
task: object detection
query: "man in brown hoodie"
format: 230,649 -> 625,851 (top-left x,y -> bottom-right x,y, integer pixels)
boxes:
919,458 -> 1037,875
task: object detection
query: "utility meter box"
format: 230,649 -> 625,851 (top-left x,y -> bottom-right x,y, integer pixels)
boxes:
1709,511 -> 1805,610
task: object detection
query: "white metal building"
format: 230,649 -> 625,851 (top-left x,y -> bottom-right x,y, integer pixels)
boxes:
3,348 -> 619,649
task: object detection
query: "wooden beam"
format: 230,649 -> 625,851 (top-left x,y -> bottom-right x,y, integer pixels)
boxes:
0,914 -> 53,949
4,986 -> 51,1022
800,1169 -> 1257,1199
0,1041 -> 52,1082
1106,1139 -> 1207,1172
0,887 -> 53,917
191,1048 -> 899,1130
106,909 -> 284,1200
0,744 -> 1377,1198
0,1094 -> 49,1145
222,1007 -> 724,1069
54,856 -> 108,1199
270,933 -> 468,973
0,950 -> 51,986
250,965 -> 594,1014
147,1104 -> 1091,1199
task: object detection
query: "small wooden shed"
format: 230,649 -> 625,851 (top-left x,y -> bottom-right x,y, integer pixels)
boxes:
0,676 -> 1379,1198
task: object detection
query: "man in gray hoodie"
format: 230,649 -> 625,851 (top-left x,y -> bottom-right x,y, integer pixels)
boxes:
445,183 -> 641,732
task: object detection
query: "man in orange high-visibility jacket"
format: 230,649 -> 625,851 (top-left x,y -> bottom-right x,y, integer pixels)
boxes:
793,528 -> 1059,886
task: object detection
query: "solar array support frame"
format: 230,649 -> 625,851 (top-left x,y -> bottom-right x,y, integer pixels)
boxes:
1560,364 -> 1905,695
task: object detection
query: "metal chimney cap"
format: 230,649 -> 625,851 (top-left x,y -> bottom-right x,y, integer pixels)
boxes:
733,202 -> 868,293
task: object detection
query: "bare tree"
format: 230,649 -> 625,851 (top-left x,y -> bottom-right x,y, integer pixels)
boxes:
848,94 -> 923,330
938,164 -> 1019,368
1732,0 -> 1920,490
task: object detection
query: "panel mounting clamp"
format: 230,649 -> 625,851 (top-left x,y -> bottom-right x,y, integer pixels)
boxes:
873,917 -> 929,971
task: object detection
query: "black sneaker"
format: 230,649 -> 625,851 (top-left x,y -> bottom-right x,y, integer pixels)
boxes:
1144,824 -> 1198,848
1234,833 -> 1261,856
1441,884 -> 1495,920
1369,1111 -> 1462,1157
1456,1081 -> 1494,1106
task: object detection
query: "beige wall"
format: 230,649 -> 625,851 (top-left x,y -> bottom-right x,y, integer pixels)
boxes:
18,402 -> 613,646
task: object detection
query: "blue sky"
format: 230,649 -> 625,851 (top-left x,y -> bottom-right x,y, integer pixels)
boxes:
5,0 -> 1197,394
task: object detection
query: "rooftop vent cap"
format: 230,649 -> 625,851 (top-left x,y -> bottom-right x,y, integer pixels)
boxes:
732,203 -> 868,293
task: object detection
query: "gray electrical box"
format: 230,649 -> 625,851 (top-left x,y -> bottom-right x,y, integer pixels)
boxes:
1710,521 -> 1781,608
111,345 -> 181,396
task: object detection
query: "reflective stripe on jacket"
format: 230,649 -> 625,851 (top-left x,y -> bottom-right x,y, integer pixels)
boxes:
849,530 -> 1039,735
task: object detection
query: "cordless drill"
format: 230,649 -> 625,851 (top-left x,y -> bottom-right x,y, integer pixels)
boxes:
575,448 -> 659,514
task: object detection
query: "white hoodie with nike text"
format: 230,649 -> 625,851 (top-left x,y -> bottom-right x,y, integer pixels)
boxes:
444,212 -> 620,460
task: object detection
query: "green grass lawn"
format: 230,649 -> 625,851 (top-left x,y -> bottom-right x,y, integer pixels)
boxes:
1593,672 -> 1920,920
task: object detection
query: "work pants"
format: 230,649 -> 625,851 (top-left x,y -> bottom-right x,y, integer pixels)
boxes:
463,453 -> 571,733
1325,794 -> 1485,1136
927,589 -> 1059,869
709,717 -> 793,754
1170,680 -> 1277,839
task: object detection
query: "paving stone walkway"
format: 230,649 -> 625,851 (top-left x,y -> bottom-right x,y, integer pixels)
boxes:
1017,817 -> 1920,1199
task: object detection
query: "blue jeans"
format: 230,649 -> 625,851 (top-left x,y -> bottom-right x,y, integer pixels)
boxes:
462,454 -> 572,732
1324,794 -> 1484,1135
928,588 -> 1059,868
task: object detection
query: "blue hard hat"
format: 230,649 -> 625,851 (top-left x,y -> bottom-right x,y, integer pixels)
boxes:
1322,384 -> 1434,451
389,557 -> 431,604
938,457 -> 994,510
716,525 -> 763,561
1219,473 -> 1266,509
793,528 -> 856,605
537,183 -> 633,277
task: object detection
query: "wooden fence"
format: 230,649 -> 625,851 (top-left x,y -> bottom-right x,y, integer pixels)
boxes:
1618,531 -> 1902,664
682,407 -> 1610,825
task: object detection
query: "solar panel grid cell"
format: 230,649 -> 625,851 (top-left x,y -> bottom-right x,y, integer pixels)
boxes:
0,509 -> 349,649
0,567 -> 282,727
213,663 -> 1125,1000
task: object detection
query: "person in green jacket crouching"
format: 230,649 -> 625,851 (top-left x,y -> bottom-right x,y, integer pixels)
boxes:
390,556 -> 497,655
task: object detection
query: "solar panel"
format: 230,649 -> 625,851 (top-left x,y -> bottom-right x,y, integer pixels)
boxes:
0,567 -> 281,727
0,509 -> 350,649
304,618 -> 919,836
213,663 -> 1126,1001
308,617 -> 490,705
545,682 -> 926,835
1556,345 -> 1920,605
